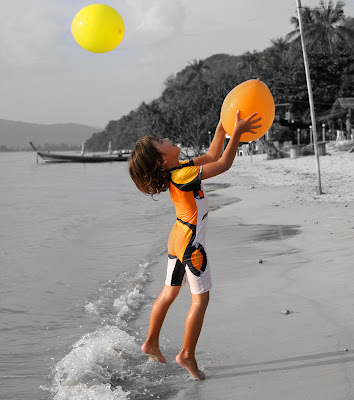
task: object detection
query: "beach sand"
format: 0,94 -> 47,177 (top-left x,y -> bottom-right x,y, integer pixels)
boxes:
137,142 -> 354,399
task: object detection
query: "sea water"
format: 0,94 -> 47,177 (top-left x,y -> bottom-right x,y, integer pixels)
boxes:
0,152 -> 182,400
0,152 -> 238,400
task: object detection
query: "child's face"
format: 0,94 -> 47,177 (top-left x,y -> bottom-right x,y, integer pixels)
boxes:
152,138 -> 180,163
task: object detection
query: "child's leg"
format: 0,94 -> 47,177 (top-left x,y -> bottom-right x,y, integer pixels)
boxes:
141,284 -> 181,363
176,291 -> 209,380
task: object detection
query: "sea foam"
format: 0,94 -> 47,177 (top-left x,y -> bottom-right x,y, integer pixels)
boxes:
50,261 -> 154,399
51,326 -> 139,400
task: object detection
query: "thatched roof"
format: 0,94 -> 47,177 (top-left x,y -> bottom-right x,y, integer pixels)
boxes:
316,108 -> 347,122
314,98 -> 354,122
332,98 -> 354,112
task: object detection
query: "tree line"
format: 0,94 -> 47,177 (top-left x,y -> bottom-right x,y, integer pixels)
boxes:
86,0 -> 354,154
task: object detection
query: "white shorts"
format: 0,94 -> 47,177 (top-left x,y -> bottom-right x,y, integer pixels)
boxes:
165,254 -> 212,295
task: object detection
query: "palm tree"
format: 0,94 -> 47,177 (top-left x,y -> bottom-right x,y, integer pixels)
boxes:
184,59 -> 211,86
267,38 -> 294,66
270,37 -> 291,54
161,74 -> 188,105
287,5 -> 319,52
261,38 -> 300,80
287,1 -> 354,54
237,50 -> 262,75
312,1 -> 354,52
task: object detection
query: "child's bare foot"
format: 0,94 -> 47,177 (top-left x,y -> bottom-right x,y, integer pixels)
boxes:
176,352 -> 206,380
141,342 -> 166,363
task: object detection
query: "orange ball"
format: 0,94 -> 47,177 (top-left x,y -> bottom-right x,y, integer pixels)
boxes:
220,79 -> 275,142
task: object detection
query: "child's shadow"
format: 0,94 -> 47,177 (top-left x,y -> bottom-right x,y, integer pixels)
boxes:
206,350 -> 354,379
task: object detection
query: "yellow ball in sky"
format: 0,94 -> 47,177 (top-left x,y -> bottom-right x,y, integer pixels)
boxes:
71,4 -> 125,53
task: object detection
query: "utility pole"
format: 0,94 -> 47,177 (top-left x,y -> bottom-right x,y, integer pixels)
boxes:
296,0 -> 322,194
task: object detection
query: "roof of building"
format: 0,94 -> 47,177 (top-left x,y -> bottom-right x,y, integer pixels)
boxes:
332,98 -> 354,111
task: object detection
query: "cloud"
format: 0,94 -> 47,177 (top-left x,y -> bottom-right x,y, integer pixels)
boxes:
114,0 -> 186,46
0,0 -> 187,69
136,1 -> 184,35
0,1 -> 67,73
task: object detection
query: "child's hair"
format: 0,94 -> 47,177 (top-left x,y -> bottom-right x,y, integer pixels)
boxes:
129,135 -> 171,195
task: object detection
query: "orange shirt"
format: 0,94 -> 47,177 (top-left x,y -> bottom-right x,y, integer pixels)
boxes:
168,161 -> 209,273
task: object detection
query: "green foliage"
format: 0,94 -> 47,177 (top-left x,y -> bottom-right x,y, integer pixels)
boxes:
269,51 -> 354,120
85,1 -> 354,152
86,58 -> 245,153
143,77 -> 239,155
287,0 -> 354,54
86,104 -> 150,151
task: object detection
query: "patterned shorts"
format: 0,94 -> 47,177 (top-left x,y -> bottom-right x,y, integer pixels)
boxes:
165,253 -> 212,295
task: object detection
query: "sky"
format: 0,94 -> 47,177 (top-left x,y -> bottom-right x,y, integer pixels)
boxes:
1,0 -> 354,129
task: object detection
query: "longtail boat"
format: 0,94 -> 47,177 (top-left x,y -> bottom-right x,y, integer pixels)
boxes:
30,142 -> 130,163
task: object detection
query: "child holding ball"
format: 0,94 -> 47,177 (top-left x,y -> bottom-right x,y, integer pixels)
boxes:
128,110 -> 261,380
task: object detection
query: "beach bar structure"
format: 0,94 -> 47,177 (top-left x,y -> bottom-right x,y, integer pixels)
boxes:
316,98 -> 354,141
332,98 -> 354,139
331,97 -> 354,116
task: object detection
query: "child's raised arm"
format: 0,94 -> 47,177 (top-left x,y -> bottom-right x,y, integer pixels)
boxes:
200,111 -> 261,180
193,120 -> 226,166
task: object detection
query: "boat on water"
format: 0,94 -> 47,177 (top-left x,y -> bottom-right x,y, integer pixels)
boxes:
30,142 -> 131,163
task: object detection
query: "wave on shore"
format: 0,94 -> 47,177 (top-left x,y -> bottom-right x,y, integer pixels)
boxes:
45,182 -> 243,400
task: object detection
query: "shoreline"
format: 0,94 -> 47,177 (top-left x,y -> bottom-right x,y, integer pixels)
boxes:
134,146 -> 354,399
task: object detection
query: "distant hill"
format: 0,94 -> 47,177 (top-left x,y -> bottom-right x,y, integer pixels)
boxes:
201,53 -> 243,77
0,119 -> 101,150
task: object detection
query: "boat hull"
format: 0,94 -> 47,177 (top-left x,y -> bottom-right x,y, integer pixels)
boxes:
37,152 -> 129,163
30,142 -> 129,163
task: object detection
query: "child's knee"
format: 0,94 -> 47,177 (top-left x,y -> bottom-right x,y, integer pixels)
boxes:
193,291 -> 209,307
162,285 -> 181,303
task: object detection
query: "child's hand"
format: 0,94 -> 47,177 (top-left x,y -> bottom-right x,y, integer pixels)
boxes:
232,110 -> 262,137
